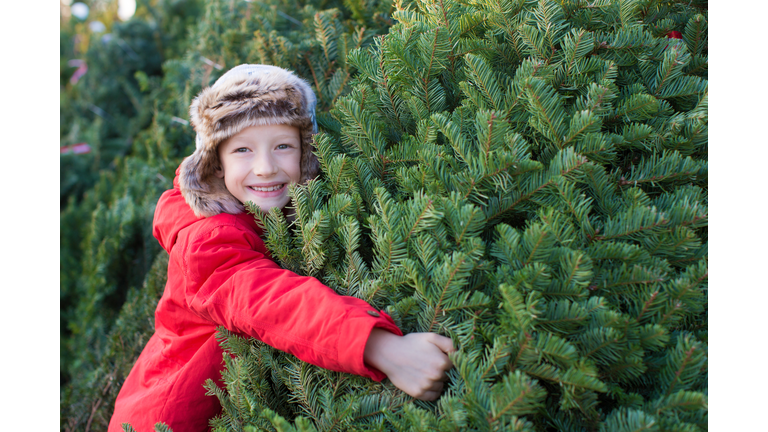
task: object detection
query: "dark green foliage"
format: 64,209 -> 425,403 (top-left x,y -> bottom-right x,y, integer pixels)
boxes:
61,17 -> 162,204
61,252 -> 168,431
61,157 -> 170,384
60,0 -> 206,206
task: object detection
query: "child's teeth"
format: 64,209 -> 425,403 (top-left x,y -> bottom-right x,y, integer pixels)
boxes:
251,184 -> 283,192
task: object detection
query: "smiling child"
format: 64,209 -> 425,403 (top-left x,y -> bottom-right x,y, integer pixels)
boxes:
108,65 -> 455,431
215,123 -> 301,213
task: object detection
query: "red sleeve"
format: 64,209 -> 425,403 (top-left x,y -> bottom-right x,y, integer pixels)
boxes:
181,218 -> 402,381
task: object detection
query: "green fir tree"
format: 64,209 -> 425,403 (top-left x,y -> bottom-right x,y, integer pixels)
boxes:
204,0 -> 708,431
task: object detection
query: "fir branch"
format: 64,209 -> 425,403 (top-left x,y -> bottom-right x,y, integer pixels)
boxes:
651,47 -> 685,97
306,55 -> 324,104
664,345 -> 697,397
424,27 -> 442,82
559,253 -> 591,294
583,337 -> 620,362
562,113 -> 602,148
608,94 -> 658,123
487,153 -> 587,222
437,0 -> 458,73
463,163 -> 513,201
428,253 -> 472,332
454,208 -> 481,246
315,12 -> 338,65
483,113 -> 495,157
601,277 -> 664,296
405,199 -> 435,242
539,310 -> 587,328
654,301 -> 683,327
638,324 -> 668,352
519,23 -> 550,61
553,182 -> 587,222
668,266 -> 707,307
537,332 -> 578,367
594,211 -> 669,242
684,55 -> 708,77
509,162 -> 544,178
598,407 -> 658,432
374,234 -> 397,277
618,151 -> 704,187
523,78 -> 567,148
635,290 -> 659,323
509,331 -> 532,373
599,361 -> 645,383
329,157 -> 349,193
465,55 -> 503,111
562,29 -> 594,81
285,363 -> 322,422
330,69 -> 351,104
480,344 -> 513,382
489,382 -> 537,422
379,53 -> 407,132
648,390 -> 707,415
522,228 -> 553,267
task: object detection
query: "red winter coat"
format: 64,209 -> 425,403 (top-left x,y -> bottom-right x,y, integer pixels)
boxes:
108,169 -> 401,431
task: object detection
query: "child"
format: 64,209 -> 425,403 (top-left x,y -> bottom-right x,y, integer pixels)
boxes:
108,64 -> 455,431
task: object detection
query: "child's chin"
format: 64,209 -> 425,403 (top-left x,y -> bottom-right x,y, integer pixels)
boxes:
247,197 -> 288,213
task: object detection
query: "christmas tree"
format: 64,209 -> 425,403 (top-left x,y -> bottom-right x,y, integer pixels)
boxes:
60,0 -> 708,430
203,0 -> 708,431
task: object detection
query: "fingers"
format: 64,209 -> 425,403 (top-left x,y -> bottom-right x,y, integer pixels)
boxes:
429,380 -> 445,392
406,381 -> 444,401
417,390 -> 442,401
382,332 -> 458,402
428,333 -> 456,356
437,369 -> 449,382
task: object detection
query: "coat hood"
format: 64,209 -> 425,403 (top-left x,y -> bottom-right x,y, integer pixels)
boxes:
153,169 -> 205,253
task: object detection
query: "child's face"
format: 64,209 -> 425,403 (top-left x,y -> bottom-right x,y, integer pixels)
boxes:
216,124 -> 302,212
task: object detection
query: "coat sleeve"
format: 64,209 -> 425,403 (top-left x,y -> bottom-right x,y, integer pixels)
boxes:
181,218 -> 402,381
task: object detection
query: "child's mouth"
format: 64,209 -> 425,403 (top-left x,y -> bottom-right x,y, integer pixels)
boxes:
247,184 -> 288,198
249,184 -> 285,192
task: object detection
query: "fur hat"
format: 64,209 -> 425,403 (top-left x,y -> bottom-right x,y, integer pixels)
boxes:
179,64 -> 320,217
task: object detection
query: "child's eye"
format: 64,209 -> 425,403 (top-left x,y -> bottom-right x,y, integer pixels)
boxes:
276,144 -> 293,150
235,147 -> 249,153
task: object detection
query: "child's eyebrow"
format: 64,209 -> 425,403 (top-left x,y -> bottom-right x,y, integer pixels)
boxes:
269,134 -> 300,140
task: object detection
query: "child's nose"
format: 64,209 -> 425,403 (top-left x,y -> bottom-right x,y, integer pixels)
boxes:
253,154 -> 279,176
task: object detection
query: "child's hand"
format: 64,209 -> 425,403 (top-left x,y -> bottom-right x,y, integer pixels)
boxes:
364,328 -> 455,401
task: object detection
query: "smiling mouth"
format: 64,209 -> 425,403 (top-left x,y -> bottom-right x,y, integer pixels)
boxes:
249,184 -> 285,192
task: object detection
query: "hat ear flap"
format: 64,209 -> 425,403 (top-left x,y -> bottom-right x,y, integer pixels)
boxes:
179,150 -> 243,218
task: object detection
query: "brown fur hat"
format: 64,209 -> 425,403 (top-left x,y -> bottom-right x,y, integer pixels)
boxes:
179,64 -> 320,217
